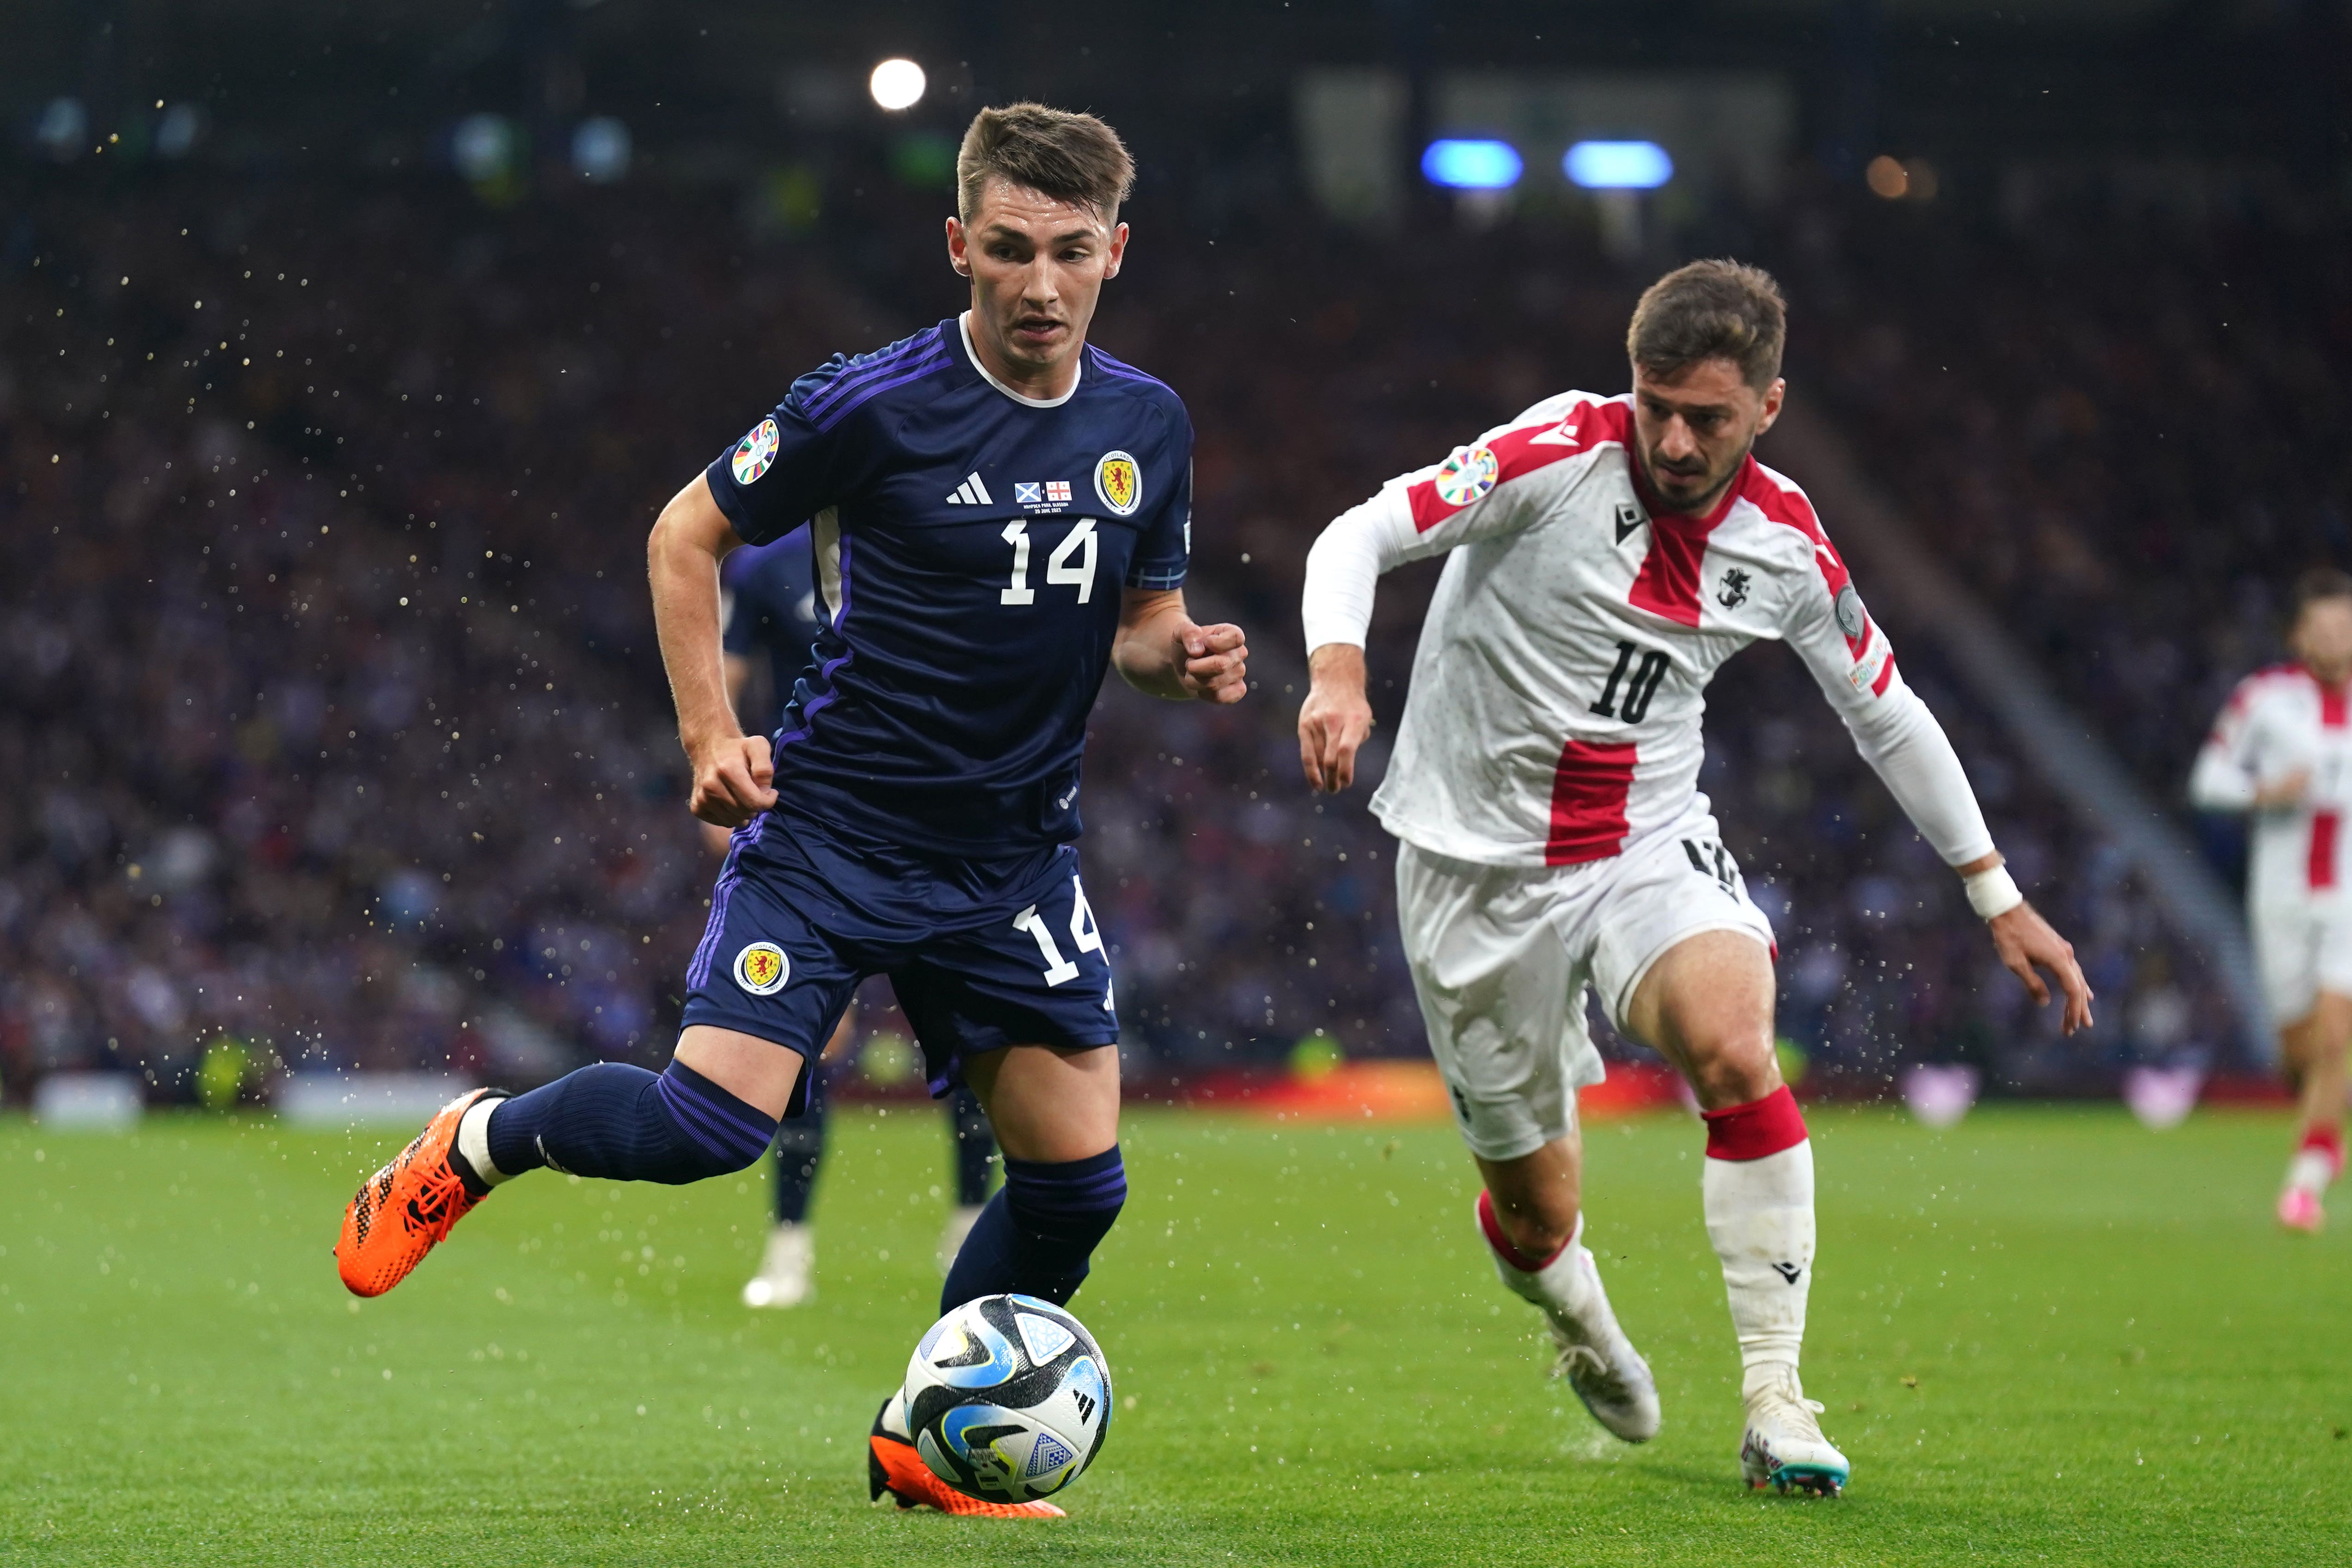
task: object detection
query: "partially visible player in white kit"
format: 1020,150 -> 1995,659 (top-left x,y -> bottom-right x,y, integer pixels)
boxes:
1295,261 -> 2093,1495
2189,569 -> 2352,1234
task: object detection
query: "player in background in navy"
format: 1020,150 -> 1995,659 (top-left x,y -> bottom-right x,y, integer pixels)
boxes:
335,103 -> 1248,1518
714,528 -> 1001,1308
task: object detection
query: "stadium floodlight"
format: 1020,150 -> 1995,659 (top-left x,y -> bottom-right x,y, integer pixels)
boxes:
571,116 -> 631,183
870,58 -> 927,112
1564,140 -> 1673,191
1421,139 -> 1523,191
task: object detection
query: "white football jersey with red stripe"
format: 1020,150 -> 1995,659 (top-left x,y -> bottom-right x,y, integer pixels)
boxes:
2191,664 -> 2352,905
1347,391 -> 1903,867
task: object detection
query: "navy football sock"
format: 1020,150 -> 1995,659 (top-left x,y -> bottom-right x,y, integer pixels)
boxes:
940,1145 -> 1125,1312
947,1085 -> 997,1207
772,1073 -> 827,1225
485,1061 -> 779,1185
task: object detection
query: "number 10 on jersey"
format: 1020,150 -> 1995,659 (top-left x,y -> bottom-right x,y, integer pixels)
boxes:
1002,519 -> 1099,605
1591,639 -> 1669,723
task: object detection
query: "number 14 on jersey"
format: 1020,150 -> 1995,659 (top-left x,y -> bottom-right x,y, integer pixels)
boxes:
1002,519 -> 1098,606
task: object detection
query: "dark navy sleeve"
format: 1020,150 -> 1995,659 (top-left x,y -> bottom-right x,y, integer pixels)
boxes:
1124,406 -> 1193,591
704,383 -> 845,549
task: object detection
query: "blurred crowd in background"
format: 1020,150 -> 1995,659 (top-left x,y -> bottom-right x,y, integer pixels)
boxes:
0,160 -> 2305,1106
1807,200 -> 2352,806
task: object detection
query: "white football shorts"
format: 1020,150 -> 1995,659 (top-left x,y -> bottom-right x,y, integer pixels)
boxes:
2250,895 -> 2352,1026
1395,810 -> 1775,1162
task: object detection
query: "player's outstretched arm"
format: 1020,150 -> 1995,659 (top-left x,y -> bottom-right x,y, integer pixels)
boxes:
1112,587 -> 1249,704
648,472 -> 777,827
1819,675 -> 2096,1035
1776,518 -> 2094,1035
1298,643 -> 1373,793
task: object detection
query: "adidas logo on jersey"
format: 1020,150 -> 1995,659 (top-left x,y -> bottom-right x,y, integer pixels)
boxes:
945,472 -> 994,506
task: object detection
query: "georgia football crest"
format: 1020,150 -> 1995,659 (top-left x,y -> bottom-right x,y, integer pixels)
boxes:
1833,583 -> 1868,642
1093,451 -> 1141,516
731,418 -> 781,486
1433,443 -> 1499,508
733,941 -> 790,996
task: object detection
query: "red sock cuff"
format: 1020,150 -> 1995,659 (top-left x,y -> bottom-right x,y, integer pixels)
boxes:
2301,1124 -> 2346,1173
1476,1188 -> 1571,1274
1703,1084 -> 1808,1161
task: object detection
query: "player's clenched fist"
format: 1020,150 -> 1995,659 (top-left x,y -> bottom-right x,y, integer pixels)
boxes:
1298,643 -> 1374,794
1180,623 -> 1250,704
688,732 -> 779,828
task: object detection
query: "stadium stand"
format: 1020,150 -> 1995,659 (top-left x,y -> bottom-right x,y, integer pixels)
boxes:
0,175 -> 2243,1103
1794,186 -> 2352,802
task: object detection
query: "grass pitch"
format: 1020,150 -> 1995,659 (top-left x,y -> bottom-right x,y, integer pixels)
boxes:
2,1103 -> 2345,1566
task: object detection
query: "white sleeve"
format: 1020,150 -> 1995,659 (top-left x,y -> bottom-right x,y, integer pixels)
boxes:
1300,486 -> 1418,654
1837,672 -> 1998,867
1300,390 -> 1600,655
1781,530 -> 1996,868
2187,684 -> 2261,811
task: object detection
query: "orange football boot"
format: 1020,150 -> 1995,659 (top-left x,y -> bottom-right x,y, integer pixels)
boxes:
868,1400 -> 1066,1518
336,1089 -> 500,1297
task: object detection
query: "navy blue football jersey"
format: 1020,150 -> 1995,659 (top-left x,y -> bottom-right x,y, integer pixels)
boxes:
704,314 -> 1193,856
721,524 -> 824,736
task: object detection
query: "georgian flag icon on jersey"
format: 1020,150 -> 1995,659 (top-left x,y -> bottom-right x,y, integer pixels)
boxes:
946,472 -> 994,506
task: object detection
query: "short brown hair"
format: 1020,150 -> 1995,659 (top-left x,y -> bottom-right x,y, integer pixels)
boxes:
956,103 -> 1134,226
2291,566 -> 2352,620
1626,259 -> 1787,391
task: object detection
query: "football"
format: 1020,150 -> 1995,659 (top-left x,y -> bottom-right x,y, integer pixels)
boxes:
895,1294 -> 1113,1505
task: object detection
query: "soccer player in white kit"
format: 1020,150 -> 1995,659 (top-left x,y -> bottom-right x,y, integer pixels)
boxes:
2188,569 -> 2352,1233
1296,261 -> 2093,1495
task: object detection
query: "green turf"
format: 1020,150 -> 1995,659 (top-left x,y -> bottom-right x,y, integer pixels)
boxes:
2,1103 -> 2346,1566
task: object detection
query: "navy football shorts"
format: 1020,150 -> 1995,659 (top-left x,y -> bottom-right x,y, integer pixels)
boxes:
680,804 -> 1119,1112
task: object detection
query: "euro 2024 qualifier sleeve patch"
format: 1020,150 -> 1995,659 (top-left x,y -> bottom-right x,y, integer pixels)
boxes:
1433,443 -> 1499,508
1093,450 -> 1141,516
731,417 -> 781,486
734,941 -> 790,996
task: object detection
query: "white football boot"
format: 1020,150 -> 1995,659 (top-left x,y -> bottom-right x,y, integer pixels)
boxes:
937,1204 -> 985,1274
741,1222 -> 814,1308
1738,1364 -> 1850,1496
1479,1201 -> 1661,1442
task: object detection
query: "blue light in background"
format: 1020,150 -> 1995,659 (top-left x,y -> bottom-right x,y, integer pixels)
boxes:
1564,141 -> 1674,190
1421,139 -> 1524,190
452,113 -> 516,184
571,116 -> 632,183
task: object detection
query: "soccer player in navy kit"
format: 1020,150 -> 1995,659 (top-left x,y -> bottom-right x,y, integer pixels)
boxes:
334,104 -> 1249,1517
716,528 -> 1002,1308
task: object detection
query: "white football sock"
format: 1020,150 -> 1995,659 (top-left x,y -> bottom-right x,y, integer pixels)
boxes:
1482,1207 -> 1599,1317
455,1094 -> 512,1187
1703,1139 -> 1814,1396
2286,1146 -> 2339,1195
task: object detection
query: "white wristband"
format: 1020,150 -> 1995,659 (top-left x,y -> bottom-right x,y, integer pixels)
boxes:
1963,864 -> 2023,921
